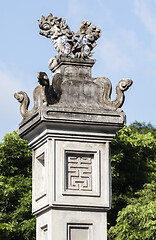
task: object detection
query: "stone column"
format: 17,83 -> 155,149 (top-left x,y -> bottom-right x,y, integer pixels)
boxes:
16,56 -> 132,240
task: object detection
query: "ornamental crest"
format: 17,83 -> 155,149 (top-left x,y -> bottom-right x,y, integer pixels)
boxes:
14,14 -> 133,120
38,13 -> 101,59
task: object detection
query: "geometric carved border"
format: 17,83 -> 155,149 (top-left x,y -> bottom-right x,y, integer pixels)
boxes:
66,152 -> 93,191
63,149 -> 100,197
54,139 -> 111,208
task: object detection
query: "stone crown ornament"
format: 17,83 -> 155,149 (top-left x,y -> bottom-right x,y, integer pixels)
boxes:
38,13 -> 101,59
14,13 -> 133,123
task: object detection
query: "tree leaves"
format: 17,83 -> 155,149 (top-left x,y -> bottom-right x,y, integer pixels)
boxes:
109,181 -> 156,239
108,122 -> 156,238
0,131 -> 35,240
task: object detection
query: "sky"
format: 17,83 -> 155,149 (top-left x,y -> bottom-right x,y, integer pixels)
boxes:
0,0 -> 156,141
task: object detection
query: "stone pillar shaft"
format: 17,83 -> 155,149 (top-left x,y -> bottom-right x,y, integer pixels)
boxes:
16,57 -> 132,240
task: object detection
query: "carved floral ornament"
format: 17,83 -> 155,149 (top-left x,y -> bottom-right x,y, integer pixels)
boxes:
14,13 -> 133,119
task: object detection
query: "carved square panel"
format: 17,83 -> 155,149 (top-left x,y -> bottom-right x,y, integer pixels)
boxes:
53,139 -> 111,208
66,152 -> 93,191
63,150 -> 100,196
67,223 -> 93,240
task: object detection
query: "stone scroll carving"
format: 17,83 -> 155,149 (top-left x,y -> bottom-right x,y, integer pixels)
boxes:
38,13 -> 101,59
67,155 -> 92,191
105,78 -> 132,109
14,72 -> 62,119
94,77 -> 133,109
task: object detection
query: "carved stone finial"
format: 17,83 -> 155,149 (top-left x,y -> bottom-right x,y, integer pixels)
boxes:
38,13 -> 101,59
14,16 -> 132,121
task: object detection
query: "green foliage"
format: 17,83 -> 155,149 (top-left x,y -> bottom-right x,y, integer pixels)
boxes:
109,181 -> 156,239
130,121 -> 156,137
108,122 -> 156,238
0,131 -> 35,240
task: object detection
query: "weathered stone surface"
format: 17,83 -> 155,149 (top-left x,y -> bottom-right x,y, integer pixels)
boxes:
15,56 -> 132,123
50,57 -> 132,110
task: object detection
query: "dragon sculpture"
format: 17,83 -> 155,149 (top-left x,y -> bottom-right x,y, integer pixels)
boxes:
38,13 -> 101,59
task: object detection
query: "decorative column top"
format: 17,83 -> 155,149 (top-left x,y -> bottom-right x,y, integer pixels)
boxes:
14,13 -> 133,133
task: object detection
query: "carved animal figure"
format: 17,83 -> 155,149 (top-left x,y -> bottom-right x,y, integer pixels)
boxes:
14,72 -> 63,119
39,14 -> 74,57
73,22 -> 101,58
38,13 -> 101,59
